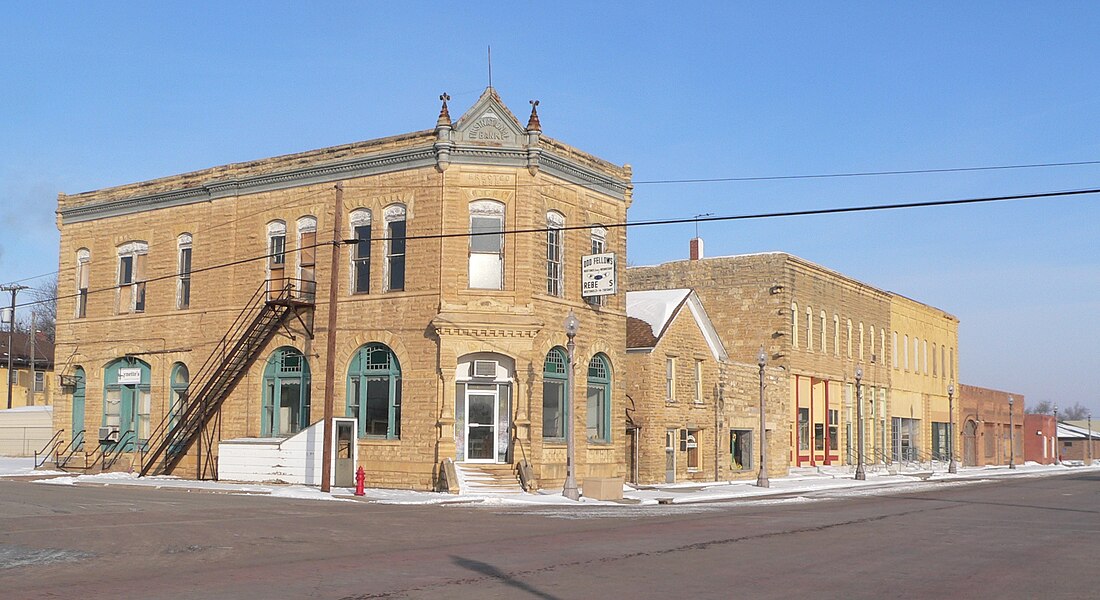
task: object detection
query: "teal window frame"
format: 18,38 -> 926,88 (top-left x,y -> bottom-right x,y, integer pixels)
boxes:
542,347 -> 568,440
103,357 -> 151,451
346,343 -> 401,439
586,353 -> 612,443
261,347 -> 311,437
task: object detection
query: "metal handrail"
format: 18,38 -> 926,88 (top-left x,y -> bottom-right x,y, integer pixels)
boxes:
34,429 -> 65,468
102,430 -> 136,470
53,429 -> 86,468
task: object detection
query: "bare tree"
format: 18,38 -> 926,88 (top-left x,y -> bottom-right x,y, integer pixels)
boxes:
1061,402 -> 1089,421
31,276 -> 57,342
1027,400 -> 1053,415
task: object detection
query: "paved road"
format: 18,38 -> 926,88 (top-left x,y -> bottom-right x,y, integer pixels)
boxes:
2,472 -> 1098,599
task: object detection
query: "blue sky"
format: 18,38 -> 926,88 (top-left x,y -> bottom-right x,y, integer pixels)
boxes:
2,3 -> 1098,414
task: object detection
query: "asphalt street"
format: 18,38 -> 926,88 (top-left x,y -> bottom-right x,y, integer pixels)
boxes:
1,472 -> 1097,599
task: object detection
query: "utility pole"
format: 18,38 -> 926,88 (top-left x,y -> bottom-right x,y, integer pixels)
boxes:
28,311 -> 36,406
1,284 -> 29,409
320,183 -> 344,493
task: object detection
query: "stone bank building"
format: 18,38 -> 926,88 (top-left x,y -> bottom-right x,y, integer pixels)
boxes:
49,89 -> 631,491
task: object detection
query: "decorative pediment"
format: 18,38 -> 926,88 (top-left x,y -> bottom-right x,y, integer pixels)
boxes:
453,88 -> 527,147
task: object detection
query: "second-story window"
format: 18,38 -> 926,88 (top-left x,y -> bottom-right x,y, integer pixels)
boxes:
116,241 -> 148,314
75,248 -> 90,318
384,204 -> 406,292
297,216 -> 317,301
349,209 -> 372,294
469,200 -> 504,290
666,357 -> 676,401
177,234 -> 192,310
546,211 -> 564,297
267,221 -> 286,295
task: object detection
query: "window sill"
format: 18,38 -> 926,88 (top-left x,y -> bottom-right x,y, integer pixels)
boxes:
359,437 -> 401,444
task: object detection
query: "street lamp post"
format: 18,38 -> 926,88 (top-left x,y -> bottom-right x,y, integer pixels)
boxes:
855,367 -> 866,481
562,310 -> 580,501
1088,410 -> 1093,466
756,347 -> 768,488
948,383 -> 958,474
1008,396 -> 1016,469
1053,403 -> 1060,466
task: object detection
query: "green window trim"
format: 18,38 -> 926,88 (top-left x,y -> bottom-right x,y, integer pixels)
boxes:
346,343 -> 401,439
586,353 -> 612,443
261,347 -> 311,437
542,347 -> 568,440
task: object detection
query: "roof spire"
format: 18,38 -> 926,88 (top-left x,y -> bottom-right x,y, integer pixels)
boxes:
526,99 -> 541,132
437,92 -> 452,127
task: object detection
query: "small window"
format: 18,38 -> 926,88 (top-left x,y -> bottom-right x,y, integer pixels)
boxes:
385,205 -> 407,292
791,303 -> 799,348
846,320 -> 853,358
893,332 -> 899,369
267,221 -> 287,296
858,322 -> 865,361
33,371 -> 45,393
177,234 -> 192,310
694,359 -> 703,404
922,340 -> 929,375
75,249 -> 90,319
350,209 -> 372,294
666,357 -> 676,402
116,241 -> 148,314
546,211 -> 564,297
806,307 -> 813,352
932,343 -> 938,377
904,334 -> 910,370
297,216 -> 318,301
833,314 -> 840,356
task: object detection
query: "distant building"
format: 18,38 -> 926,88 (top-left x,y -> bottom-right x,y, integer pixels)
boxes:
1023,413 -> 1056,465
628,244 -> 959,472
1055,422 -> 1099,464
0,330 -> 54,409
957,384 -> 1023,467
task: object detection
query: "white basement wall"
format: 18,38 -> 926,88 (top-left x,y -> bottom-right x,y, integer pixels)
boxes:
218,418 -> 355,485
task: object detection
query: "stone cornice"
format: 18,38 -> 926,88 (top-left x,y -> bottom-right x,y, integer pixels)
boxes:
60,143 -> 630,224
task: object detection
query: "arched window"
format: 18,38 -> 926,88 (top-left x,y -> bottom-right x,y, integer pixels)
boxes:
546,211 -> 564,296
880,330 -> 886,368
932,343 -> 938,377
942,346 -> 947,382
913,337 -> 919,373
384,204 -> 407,292
542,347 -> 568,439
893,332 -> 899,369
267,220 -> 287,296
170,363 -> 189,433
297,216 -> 318,300
261,347 -> 311,436
349,209 -> 372,294
469,200 -> 505,290
103,357 -> 152,450
846,320 -> 853,358
858,322 -> 864,361
868,326 -> 875,362
806,307 -> 814,352
833,314 -> 840,356
820,311 -> 827,353
71,366 -> 86,449
177,234 -> 192,310
76,249 -> 90,318
587,354 -> 612,443
791,303 -> 799,348
346,343 -> 401,439
116,241 -> 148,314
922,340 -> 929,375
904,335 -> 910,370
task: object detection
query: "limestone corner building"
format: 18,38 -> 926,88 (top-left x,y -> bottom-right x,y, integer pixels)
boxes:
51,89 -> 631,491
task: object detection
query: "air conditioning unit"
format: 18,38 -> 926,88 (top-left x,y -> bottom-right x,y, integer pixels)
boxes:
99,427 -> 119,442
472,360 -> 498,378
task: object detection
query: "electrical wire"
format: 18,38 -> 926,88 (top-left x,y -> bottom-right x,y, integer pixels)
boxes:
10,185 -> 1099,311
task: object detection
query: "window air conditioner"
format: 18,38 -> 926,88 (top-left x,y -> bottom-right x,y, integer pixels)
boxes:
472,360 -> 498,378
99,427 -> 119,442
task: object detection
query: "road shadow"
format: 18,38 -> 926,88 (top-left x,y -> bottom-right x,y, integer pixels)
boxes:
450,555 -> 561,600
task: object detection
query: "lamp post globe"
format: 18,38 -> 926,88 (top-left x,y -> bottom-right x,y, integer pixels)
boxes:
756,346 -> 769,488
562,310 -> 580,500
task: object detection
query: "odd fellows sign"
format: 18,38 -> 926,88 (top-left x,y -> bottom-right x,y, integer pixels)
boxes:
581,253 -> 617,297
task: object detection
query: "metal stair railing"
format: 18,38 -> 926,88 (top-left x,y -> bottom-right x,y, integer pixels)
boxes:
52,430 -> 86,469
140,279 -> 312,478
101,430 -> 136,470
34,429 -> 65,469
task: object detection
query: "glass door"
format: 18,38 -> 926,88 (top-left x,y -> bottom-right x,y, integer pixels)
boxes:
465,385 -> 498,462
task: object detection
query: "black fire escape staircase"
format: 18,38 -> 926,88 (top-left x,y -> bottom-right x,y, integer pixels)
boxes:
140,280 -> 314,479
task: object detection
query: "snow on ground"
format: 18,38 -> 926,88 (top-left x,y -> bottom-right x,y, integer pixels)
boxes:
3,455 -> 1097,511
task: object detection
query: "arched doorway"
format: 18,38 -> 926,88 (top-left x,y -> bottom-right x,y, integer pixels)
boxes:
261,347 -> 311,437
455,353 -> 514,463
103,357 -> 152,451
963,419 -> 978,466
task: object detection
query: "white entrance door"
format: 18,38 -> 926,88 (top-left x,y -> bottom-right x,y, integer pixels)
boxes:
465,384 -> 498,462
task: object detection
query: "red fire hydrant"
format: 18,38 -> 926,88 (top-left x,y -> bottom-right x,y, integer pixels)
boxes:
354,466 -> 366,497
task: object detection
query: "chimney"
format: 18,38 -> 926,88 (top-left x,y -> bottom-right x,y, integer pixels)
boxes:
690,237 -> 704,261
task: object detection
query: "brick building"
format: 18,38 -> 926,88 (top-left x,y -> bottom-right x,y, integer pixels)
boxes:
50,89 -> 633,491
624,289 -> 787,484
957,384 -> 1023,467
0,330 -> 54,409
627,244 -> 959,470
1023,413 -> 1056,465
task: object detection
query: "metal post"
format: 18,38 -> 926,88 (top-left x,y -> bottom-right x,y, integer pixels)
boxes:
855,367 -> 865,480
320,183 -> 344,493
1053,404 -> 1059,465
1088,411 -> 1093,466
948,383 -> 958,474
756,347 -> 768,488
563,310 -> 580,500
1008,396 -> 1016,469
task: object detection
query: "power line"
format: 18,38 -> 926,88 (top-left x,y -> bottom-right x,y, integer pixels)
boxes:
12,185 -> 1098,312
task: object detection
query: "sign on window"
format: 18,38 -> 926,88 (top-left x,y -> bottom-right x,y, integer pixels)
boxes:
117,368 -> 142,385
581,253 -> 616,297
